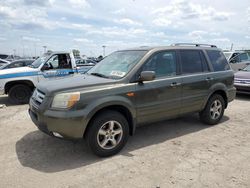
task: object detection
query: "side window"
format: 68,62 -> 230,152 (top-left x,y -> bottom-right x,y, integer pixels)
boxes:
206,50 -> 230,71
142,51 -> 176,78
45,54 -> 72,70
238,53 -> 248,62
9,62 -> 23,68
180,50 -> 203,74
47,55 -> 59,69
200,51 -> 209,72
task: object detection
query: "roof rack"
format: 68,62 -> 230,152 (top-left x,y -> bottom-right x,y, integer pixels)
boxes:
171,43 -> 217,48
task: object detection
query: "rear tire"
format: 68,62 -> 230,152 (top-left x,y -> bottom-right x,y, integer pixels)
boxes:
199,94 -> 225,125
8,84 -> 32,104
86,110 -> 129,157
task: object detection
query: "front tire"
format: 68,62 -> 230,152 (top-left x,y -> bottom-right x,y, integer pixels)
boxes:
199,94 -> 225,125
8,84 -> 32,104
86,110 -> 129,157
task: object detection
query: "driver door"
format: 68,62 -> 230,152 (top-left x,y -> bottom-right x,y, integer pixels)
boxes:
135,51 -> 182,125
38,54 -> 74,82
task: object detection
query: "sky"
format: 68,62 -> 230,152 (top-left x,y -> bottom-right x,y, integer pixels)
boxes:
0,0 -> 250,57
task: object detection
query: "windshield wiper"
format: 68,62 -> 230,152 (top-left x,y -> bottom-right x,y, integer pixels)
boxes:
90,72 -> 109,78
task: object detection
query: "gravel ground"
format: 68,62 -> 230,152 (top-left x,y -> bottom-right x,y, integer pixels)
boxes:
0,94 -> 250,188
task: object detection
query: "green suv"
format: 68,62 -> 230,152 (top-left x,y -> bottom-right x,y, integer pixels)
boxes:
29,44 -> 236,157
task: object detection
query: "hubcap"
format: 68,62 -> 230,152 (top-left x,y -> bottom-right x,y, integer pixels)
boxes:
97,120 -> 123,150
210,100 -> 222,120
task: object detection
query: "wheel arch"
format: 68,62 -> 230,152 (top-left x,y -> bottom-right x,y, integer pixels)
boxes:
204,88 -> 228,110
83,100 -> 136,138
5,80 -> 35,94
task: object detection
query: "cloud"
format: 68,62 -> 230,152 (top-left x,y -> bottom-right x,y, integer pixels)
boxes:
188,30 -> 226,43
188,30 -> 208,39
115,18 -> 142,26
73,38 -> 92,43
86,26 -> 147,38
112,8 -> 126,15
0,3 -> 51,30
22,0 -> 54,7
68,0 -> 90,9
211,38 -> 230,43
152,0 -> 232,22
0,36 -> 7,41
152,18 -> 172,26
22,36 -> 41,42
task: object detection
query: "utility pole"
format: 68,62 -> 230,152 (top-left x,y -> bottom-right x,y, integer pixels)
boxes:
13,49 -> 16,60
43,46 -> 47,54
102,45 -> 106,57
230,43 -> 234,51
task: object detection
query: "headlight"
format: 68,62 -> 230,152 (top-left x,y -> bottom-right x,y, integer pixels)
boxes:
51,92 -> 80,109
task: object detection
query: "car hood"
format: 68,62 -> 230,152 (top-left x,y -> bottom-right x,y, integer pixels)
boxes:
234,71 -> 250,79
37,74 -> 117,96
0,66 -> 38,77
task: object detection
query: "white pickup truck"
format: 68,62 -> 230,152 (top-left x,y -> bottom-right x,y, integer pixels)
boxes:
0,51 -> 93,104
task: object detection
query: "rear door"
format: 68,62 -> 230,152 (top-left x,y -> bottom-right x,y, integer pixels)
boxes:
179,50 -> 212,114
135,50 -> 182,124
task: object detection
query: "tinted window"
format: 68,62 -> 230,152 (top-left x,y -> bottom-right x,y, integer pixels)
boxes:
238,53 -> 249,62
200,51 -> 209,72
142,51 -> 176,78
206,50 -> 230,71
180,50 -> 203,74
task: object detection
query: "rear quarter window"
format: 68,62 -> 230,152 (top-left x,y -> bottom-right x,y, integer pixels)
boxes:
206,50 -> 230,71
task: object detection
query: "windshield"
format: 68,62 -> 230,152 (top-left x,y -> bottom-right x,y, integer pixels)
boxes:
30,55 -> 48,68
87,50 -> 147,79
223,52 -> 232,60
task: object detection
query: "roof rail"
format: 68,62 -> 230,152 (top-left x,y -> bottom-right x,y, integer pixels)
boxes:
171,43 -> 217,48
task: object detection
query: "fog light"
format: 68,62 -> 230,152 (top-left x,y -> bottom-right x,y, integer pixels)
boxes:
52,132 -> 63,138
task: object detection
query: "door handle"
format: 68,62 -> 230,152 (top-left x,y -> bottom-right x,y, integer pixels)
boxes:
206,77 -> 214,81
170,82 -> 181,87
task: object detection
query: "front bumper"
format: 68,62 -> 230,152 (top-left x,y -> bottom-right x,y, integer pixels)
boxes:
29,99 -> 88,139
234,84 -> 250,94
227,87 -> 236,102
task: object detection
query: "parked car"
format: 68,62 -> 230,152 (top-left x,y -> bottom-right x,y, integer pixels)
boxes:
0,59 -> 10,67
223,51 -> 242,61
29,43 -> 236,157
0,54 -> 9,59
76,59 -> 97,66
228,52 -> 250,71
0,59 -> 34,70
0,51 -> 93,104
234,65 -> 250,94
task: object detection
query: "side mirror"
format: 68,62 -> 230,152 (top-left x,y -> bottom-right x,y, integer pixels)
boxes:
41,63 -> 50,71
139,71 -> 155,82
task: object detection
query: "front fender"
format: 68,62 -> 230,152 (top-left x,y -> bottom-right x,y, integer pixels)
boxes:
82,95 -> 136,133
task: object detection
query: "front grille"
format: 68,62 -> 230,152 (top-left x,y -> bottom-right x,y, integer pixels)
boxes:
32,89 -> 45,105
234,78 -> 250,84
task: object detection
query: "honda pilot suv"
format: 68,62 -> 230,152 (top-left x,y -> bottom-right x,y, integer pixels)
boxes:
29,44 -> 236,157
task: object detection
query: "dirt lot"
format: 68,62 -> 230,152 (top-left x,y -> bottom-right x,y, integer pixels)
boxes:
0,95 -> 250,188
